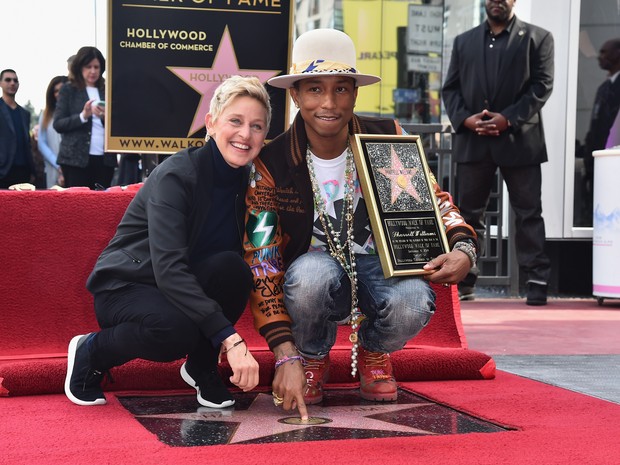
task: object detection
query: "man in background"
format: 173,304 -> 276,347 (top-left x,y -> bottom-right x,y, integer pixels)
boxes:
0,69 -> 34,188
442,0 -> 554,305
582,38 -> 620,205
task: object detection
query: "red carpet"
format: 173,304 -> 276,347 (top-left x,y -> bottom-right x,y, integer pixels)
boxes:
0,190 -> 494,397
1,192 -> 617,464
1,371 -> 618,465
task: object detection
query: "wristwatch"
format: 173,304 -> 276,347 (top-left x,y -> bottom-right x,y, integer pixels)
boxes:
453,240 -> 477,267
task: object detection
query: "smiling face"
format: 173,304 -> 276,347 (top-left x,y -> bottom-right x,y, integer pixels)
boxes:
205,95 -> 269,169
290,75 -> 358,158
81,58 -> 101,87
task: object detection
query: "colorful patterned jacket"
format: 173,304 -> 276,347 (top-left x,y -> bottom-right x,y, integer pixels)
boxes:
244,113 -> 477,350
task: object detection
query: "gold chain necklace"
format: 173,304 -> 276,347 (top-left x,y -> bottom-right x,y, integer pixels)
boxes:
306,145 -> 363,377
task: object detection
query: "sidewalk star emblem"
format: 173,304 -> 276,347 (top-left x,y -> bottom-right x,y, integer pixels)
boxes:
168,26 -> 280,136
118,389 -> 507,446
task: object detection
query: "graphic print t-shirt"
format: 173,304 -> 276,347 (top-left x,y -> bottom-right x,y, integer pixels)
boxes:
308,149 -> 375,255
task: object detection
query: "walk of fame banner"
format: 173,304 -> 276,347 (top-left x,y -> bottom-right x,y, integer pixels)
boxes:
349,134 -> 449,278
105,0 -> 292,154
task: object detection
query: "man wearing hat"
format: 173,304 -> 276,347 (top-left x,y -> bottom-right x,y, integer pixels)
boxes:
244,28 -> 477,419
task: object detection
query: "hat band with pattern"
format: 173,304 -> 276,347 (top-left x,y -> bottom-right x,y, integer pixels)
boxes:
267,28 -> 381,89
290,59 -> 358,76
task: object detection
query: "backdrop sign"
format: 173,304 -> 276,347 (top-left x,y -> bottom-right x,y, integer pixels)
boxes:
106,0 -> 292,154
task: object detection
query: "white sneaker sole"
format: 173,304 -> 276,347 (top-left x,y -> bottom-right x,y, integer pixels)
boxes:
64,334 -> 106,406
180,363 -> 235,409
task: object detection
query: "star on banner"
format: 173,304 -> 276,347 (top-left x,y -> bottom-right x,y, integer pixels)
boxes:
377,145 -> 422,205
168,26 -> 281,136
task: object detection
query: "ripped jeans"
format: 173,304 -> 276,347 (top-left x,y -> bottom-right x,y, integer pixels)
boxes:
283,252 -> 435,358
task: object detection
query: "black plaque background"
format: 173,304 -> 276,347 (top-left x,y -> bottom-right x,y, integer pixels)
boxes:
350,135 -> 449,277
107,0 -> 291,153
384,216 -> 446,268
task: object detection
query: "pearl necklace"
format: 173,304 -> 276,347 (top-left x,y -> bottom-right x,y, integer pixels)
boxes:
306,144 -> 363,377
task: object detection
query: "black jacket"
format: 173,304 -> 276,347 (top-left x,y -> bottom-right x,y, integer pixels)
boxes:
584,76 -> 620,165
0,98 -> 34,178
87,142 -> 249,339
442,16 -> 554,166
53,82 -> 116,168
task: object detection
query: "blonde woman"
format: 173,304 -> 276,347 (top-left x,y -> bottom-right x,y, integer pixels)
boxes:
65,76 -> 271,408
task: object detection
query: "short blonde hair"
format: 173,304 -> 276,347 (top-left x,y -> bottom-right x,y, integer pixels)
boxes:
206,75 -> 271,140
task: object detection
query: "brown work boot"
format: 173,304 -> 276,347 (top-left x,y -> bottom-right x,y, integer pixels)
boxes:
303,355 -> 330,405
358,347 -> 397,402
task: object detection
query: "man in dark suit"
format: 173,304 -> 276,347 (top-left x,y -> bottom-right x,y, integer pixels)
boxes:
0,69 -> 34,188
582,38 -> 620,207
442,0 -> 554,305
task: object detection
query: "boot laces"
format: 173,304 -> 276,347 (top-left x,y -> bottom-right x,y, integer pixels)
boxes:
361,351 -> 393,381
363,351 -> 389,367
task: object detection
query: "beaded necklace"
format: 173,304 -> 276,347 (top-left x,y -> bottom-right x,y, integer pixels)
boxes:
306,144 -> 363,377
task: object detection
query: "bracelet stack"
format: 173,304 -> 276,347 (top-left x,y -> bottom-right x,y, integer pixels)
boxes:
224,338 -> 247,355
274,355 -> 305,370
453,240 -> 477,267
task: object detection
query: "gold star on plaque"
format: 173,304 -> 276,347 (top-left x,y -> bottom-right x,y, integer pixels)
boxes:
377,145 -> 422,205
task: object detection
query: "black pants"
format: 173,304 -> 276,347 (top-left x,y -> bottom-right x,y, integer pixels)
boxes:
456,160 -> 551,285
61,155 -> 115,190
0,165 -> 31,189
91,252 -> 252,372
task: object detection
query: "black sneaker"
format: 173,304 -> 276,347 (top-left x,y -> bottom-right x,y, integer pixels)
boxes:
526,282 -> 548,306
180,362 -> 235,408
65,333 -> 106,406
458,285 -> 476,301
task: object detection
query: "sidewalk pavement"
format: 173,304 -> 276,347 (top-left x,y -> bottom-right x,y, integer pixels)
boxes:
460,297 -> 620,404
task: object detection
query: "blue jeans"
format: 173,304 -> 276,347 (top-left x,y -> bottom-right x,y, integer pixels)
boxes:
283,252 -> 435,358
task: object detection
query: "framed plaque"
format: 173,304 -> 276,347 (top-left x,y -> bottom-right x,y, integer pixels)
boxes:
349,134 -> 449,278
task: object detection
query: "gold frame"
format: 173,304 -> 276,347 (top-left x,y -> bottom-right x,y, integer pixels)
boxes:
350,134 -> 449,278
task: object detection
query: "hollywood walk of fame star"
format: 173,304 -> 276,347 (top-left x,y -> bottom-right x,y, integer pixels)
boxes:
167,26 -> 280,136
135,392 -> 438,444
377,145 -> 423,205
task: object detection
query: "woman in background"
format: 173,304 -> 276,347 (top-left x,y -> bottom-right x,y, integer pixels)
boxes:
38,75 -> 68,187
54,46 -> 116,189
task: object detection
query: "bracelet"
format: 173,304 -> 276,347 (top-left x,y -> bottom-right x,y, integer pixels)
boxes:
453,240 -> 477,267
224,338 -> 247,355
274,355 -> 305,370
